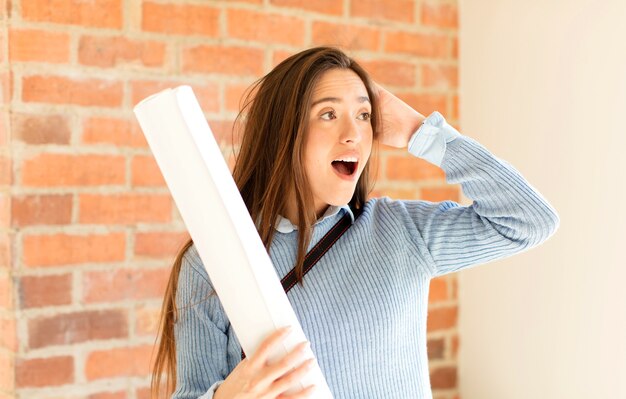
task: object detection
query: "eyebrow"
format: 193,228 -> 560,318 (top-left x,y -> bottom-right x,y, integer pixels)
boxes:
310,96 -> 371,107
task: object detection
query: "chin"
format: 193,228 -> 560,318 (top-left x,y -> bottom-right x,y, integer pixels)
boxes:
327,192 -> 355,206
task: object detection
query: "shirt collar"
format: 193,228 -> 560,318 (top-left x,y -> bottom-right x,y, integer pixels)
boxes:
255,204 -> 354,234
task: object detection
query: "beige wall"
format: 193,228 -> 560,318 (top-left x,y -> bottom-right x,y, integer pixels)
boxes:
459,0 -> 626,397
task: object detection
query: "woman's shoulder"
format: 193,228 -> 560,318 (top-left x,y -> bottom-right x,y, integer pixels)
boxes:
363,195 -> 417,221
180,242 -> 215,288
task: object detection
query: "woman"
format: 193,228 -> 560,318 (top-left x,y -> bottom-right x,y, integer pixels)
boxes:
151,46 -> 560,399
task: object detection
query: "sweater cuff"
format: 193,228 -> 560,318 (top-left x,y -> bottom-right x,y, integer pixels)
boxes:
198,380 -> 225,399
407,111 -> 461,167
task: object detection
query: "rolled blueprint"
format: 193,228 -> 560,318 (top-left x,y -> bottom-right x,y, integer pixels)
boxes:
133,86 -> 332,397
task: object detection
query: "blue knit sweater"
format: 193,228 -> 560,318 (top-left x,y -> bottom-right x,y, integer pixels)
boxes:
172,112 -> 560,399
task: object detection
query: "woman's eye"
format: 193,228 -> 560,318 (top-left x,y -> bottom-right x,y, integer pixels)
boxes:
358,112 -> 372,121
320,110 -> 336,120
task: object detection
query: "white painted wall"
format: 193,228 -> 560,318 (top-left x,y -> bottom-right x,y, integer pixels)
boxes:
458,0 -> 626,397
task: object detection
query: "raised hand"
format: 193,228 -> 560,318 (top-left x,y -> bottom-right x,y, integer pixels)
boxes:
374,82 -> 426,148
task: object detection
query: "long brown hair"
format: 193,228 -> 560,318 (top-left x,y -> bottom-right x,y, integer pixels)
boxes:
151,46 -> 382,398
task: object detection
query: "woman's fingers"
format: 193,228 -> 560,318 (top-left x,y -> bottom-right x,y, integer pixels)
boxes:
270,356 -> 316,394
265,340 -> 311,377
277,383 -> 318,398
248,326 -> 292,370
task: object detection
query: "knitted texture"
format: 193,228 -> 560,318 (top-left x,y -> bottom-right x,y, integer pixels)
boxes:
172,115 -> 560,398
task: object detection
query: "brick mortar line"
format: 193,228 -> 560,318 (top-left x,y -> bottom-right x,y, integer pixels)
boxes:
12,223 -> 188,236
8,51 -> 458,81
17,296 -> 164,312
9,137 -> 166,152
428,300 -> 460,309
15,376 -> 151,397
8,59 -> 242,80
427,358 -> 460,367
15,334 -> 159,358
7,184 -> 172,196
426,328 -> 460,340
5,18 -> 454,48
14,261 -> 177,277
9,106 -> 225,126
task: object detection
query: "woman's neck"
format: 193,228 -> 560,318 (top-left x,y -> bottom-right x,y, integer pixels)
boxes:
283,198 -> 329,225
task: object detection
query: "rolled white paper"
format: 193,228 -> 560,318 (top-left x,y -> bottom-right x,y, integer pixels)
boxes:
133,86 -> 333,397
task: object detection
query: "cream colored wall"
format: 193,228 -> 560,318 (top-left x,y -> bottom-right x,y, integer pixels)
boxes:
458,0 -> 626,397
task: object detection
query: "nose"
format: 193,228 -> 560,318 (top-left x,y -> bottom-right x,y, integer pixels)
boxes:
340,116 -> 362,144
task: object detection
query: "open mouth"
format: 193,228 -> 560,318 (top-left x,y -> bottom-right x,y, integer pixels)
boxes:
331,160 -> 358,176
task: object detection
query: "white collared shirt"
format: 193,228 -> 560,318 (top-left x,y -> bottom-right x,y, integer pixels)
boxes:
274,203 -> 354,233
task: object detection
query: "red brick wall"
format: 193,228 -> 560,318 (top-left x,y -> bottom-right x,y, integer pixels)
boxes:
0,0 -> 460,398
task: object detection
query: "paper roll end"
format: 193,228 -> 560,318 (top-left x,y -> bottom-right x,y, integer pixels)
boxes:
132,85 -> 194,112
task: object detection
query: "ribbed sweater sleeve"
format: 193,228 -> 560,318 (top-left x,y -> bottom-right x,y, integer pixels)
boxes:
390,111 -> 560,277
172,252 -> 227,399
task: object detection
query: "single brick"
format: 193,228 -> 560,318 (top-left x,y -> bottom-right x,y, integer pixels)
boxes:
22,0 -> 122,28
429,277 -> 448,302
21,153 -> 125,187
350,0 -> 414,23
384,31 -> 450,59
182,45 -> 264,76
28,309 -> 128,348
23,232 -> 126,267
19,274 -> 72,308
427,306 -> 458,332
270,0 -> 343,15
142,2 -> 220,36
11,194 -> 72,227
427,337 -> 445,359
78,194 -> 172,224
23,75 -> 123,107
430,365 -> 457,389
82,267 -> 170,303
15,356 -> 74,387
78,35 -> 166,68
9,28 -> 70,63
12,113 -> 71,145
85,345 -> 153,380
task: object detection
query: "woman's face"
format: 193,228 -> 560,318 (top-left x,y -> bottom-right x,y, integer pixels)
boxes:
304,68 -> 374,217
